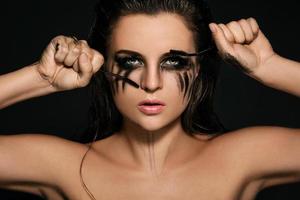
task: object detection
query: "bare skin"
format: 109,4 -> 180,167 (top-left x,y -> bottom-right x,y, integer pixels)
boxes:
0,13 -> 300,200
2,127 -> 299,200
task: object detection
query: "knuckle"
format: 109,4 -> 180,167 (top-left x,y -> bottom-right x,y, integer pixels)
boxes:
79,40 -> 88,45
73,47 -> 81,54
238,19 -> 247,24
227,21 -> 238,27
80,44 -> 91,53
248,17 -> 257,23
219,23 -> 226,30
249,18 -> 259,27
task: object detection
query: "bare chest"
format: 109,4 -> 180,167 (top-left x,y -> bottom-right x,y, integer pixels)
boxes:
60,158 -> 260,200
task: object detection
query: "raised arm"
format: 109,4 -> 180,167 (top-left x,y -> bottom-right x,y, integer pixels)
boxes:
209,18 -> 300,188
209,18 -> 300,97
0,36 -> 104,109
0,36 -> 104,198
0,63 -> 56,109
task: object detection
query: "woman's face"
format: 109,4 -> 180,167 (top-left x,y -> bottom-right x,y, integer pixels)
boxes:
107,13 -> 198,131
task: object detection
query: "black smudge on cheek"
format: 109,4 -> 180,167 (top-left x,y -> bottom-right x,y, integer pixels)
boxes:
186,71 -> 195,101
110,67 -> 135,94
177,73 -> 185,92
114,69 -> 123,93
183,71 -> 190,98
175,69 -> 197,101
122,69 -> 135,90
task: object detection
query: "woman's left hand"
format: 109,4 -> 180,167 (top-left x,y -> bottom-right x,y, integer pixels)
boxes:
209,18 -> 276,76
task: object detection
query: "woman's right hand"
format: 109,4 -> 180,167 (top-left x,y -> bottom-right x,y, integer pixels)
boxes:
36,35 -> 104,91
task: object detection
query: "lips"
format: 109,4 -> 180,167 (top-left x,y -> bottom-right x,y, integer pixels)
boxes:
137,99 -> 166,115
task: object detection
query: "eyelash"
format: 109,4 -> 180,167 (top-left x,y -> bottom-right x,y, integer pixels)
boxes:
115,56 -> 191,70
115,56 -> 143,70
161,56 -> 191,70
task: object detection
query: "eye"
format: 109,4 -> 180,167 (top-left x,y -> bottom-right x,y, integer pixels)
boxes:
161,56 -> 191,70
115,56 -> 144,70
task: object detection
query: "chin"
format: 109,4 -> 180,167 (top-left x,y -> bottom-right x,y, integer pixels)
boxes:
138,123 -> 165,132
130,115 -> 180,133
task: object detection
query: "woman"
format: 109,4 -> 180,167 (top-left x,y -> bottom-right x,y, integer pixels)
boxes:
0,0 -> 299,200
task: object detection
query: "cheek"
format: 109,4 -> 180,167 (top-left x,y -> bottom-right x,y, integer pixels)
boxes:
110,68 -> 142,94
167,69 -> 197,101
112,80 -> 142,118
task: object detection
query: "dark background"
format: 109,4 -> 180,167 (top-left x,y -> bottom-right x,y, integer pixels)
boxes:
1,0 -> 300,199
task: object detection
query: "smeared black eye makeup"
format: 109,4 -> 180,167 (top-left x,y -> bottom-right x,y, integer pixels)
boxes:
103,48 -> 212,93
113,50 -> 144,70
100,69 -> 139,88
161,55 -> 192,70
114,55 -> 144,70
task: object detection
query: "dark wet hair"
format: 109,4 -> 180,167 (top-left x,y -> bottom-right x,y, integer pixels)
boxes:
81,0 -> 226,142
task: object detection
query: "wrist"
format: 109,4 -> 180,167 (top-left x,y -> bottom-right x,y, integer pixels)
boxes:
249,53 -> 280,84
27,63 -> 58,93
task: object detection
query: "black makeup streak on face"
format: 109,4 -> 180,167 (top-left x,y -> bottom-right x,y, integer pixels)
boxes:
161,52 -> 197,99
114,67 -> 123,93
177,73 -> 185,92
122,69 -> 135,90
183,72 -> 190,98
110,49 -> 199,97
111,53 -> 142,94
175,64 -> 198,101
161,54 -> 193,71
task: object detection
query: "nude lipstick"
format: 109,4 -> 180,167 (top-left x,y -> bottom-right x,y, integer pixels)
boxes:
137,100 -> 166,115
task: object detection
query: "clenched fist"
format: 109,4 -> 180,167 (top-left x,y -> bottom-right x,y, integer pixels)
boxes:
209,18 -> 276,77
36,36 -> 104,91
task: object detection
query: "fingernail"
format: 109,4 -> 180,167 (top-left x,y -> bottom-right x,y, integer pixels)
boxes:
209,23 -> 217,33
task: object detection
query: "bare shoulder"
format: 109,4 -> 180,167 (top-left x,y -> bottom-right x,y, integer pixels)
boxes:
210,126 -> 299,148
208,126 -> 300,188
0,133 -> 89,194
211,126 -> 300,157
1,133 -> 88,163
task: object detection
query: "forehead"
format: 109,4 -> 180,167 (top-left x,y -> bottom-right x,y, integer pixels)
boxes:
109,13 -> 195,56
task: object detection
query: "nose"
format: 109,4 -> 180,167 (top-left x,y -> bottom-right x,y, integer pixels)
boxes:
140,66 -> 163,93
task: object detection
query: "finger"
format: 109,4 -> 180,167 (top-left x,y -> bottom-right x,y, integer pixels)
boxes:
247,17 -> 260,36
73,41 -> 92,72
64,42 -> 81,67
78,40 -> 93,61
219,23 -> 235,43
91,50 -> 104,73
54,37 -> 69,63
238,19 -> 254,44
227,21 -> 246,43
209,23 -> 234,55
77,52 -> 93,87
79,40 -> 104,73
42,36 -> 64,61
65,36 -> 78,44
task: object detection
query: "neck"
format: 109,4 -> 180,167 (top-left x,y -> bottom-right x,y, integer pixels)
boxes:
115,117 -> 198,177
